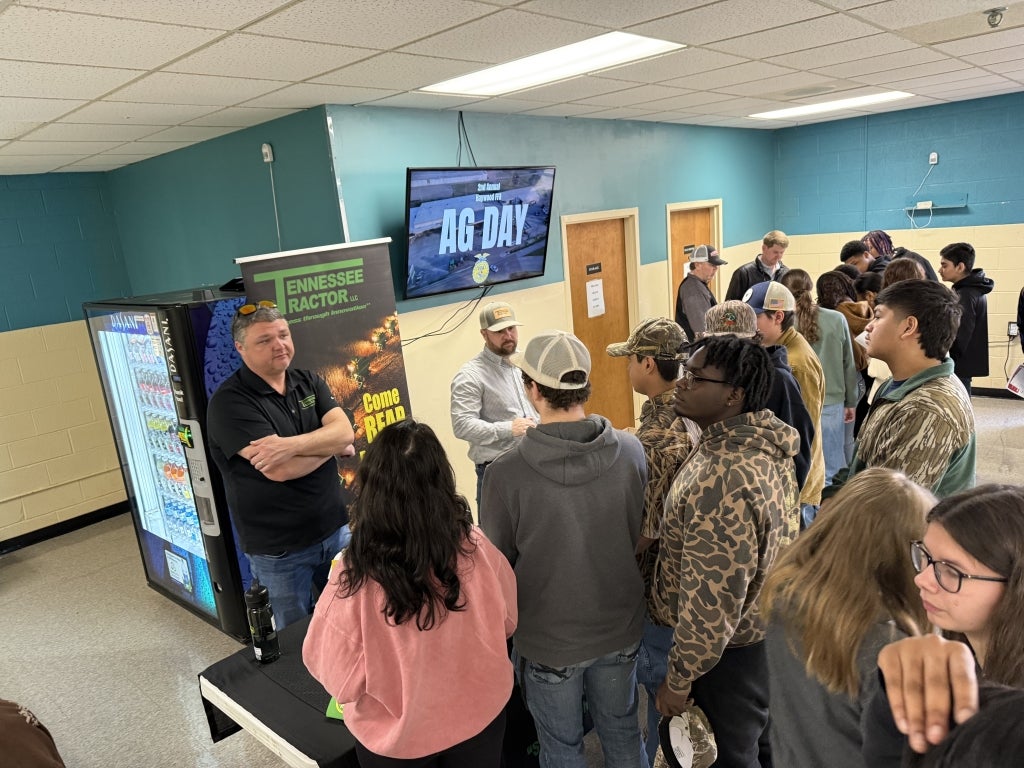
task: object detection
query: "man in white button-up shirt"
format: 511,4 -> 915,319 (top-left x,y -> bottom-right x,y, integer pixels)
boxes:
451,301 -> 538,514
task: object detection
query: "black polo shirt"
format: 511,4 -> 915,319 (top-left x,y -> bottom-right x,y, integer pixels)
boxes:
207,364 -> 346,555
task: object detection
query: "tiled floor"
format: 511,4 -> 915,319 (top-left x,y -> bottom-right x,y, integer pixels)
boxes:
3,395 -> 1021,767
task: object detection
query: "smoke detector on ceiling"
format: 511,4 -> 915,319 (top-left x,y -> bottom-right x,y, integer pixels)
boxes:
985,7 -> 1007,28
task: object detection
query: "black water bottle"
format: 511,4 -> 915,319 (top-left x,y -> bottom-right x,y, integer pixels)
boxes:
244,579 -> 280,664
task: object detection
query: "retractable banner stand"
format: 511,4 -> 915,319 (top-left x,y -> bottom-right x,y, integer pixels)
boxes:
236,238 -> 411,486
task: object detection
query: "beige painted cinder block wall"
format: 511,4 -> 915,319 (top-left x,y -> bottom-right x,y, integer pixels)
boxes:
0,320 -> 126,542
716,224 -> 1024,392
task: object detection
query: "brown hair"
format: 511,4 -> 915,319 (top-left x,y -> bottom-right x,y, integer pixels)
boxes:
882,257 -> 926,288
763,467 -> 935,696
780,269 -> 819,345
927,485 -> 1024,687
763,230 -> 790,249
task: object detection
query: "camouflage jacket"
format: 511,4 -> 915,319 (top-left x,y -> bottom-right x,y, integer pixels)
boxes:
635,390 -> 699,596
849,358 -> 975,497
650,409 -> 800,699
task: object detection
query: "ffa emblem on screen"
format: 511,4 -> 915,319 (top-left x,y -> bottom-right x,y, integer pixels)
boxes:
473,253 -> 491,284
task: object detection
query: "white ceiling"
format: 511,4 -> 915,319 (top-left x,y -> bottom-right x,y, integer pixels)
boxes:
2,0 -> 1024,174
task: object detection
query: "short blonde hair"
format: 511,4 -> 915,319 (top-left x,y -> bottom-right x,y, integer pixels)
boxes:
763,230 -> 789,249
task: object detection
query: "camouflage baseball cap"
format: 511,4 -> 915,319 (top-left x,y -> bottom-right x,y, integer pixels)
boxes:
606,317 -> 689,360
703,300 -> 757,339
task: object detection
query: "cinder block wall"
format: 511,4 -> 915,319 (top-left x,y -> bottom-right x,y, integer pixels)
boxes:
0,321 -> 125,541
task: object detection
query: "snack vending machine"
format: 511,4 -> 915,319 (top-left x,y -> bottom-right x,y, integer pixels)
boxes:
84,288 -> 249,639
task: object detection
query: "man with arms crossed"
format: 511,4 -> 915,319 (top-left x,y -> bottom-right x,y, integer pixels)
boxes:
208,301 -> 355,629
451,301 -> 538,512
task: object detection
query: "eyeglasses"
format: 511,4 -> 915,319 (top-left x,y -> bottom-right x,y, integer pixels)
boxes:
237,300 -> 277,316
678,369 -> 733,390
910,540 -> 1008,594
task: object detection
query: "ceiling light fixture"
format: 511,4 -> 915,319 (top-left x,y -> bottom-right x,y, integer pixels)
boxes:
420,32 -> 684,97
748,91 -> 913,120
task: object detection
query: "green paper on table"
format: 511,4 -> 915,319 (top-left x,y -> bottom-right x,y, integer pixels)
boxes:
326,697 -> 345,720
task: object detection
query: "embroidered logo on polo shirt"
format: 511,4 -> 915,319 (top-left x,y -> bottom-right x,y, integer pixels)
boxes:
299,394 -> 316,409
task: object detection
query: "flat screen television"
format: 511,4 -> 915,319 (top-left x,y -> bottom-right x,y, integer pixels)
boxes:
404,166 -> 556,299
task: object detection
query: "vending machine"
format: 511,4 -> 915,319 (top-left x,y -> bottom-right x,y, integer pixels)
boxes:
84,288 -> 249,639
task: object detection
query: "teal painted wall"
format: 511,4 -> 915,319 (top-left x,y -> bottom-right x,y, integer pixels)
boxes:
775,92 -> 1024,235
326,105 -> 775,310
108,106 -> 343,295
0,173 -> 129,331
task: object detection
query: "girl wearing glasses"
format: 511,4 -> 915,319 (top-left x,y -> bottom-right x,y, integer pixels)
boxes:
762,467 -> 936,768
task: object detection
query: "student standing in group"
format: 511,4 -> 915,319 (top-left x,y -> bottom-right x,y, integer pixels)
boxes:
651,335 -> 799,768
938,242 -> 994,396
303,420 -> 517,768
675,244 -> 727,341
482,330 -> 647,768
724,230 -> 790,301
763,467 -> 936,768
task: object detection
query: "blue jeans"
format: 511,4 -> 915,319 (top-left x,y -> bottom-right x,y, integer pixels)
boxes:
514,641 -> 644,768
245,525 -> 350,629
801,503 -> 820,529
820,402 -> 846,487
636,619 -> 674,767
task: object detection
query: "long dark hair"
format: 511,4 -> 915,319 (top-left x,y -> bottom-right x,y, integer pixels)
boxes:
927,485 -> 1024,687
338,419 -> 474,630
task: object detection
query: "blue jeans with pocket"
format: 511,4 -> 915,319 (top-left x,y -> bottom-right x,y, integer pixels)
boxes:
636,618 -> 674,767
245,525 -> 350,629
513,640 -> 644,768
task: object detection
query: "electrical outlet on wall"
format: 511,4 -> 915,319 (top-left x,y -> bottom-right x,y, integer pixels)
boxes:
1010,321 -> 1020,338
929,151 -> 939,165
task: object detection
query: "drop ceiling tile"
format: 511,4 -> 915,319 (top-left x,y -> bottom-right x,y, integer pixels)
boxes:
911,74 -> 1018,95
962,47 -> 1024,66
0,97 -> 85,122
166,34 -> 375,80
812,47 -> 946,79
767,33 -> 915,69
458,98 -> 556,113
575,106 -> 660,119
57,156 -> 144,171
706,97 -> 794,116
638,90 -> 735,110
599,49 -> 749,84
313,53 -> 487,90
247,0 -> 498,48
0,140 -> 121,155
360,92 -> 483,110
514,76 -> 635,103
930,82 -> 1024,101
856,60 -> 974,86
846,0 -> 1010,29
935,24 -> 1024,55
184,106 -> 300,126
0,156 -> 70,174
518,103 -> 608,117
0,121 -> 43,140
630,111 -> 704,123
28,123 -> 165,141
517,0 -> 713,28
106,141 -> 193,155
570,83 -> 689,107
399,9 -> 605,62
628,0 -> 832,46
0,5 -> 223,69
240,83 -> 398,108
138,125 -> 240,142
61,101 -> 220,125
985,61 -> 1024,77
715,71 -> 844,99
106,72 -> 286,106
665,61 -> 796,90
711,13 -> 882,58
0,61 -> 143,100
20,0 -> 290,29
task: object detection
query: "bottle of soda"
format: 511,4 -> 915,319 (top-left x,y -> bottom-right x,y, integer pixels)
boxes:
244,579 -> 280,664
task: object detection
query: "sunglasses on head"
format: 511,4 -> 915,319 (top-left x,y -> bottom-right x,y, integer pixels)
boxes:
237,300 -> 277,316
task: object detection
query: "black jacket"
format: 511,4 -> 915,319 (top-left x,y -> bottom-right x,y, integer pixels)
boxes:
1018,286 -> 1024,354
724,258 -> 789,302
951,269 -> 994,378
764,345 -> 814,491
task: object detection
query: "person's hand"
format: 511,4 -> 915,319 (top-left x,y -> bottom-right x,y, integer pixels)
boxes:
843,407 -> 856,423
877,635 -> 979,754
511,417 -> 537,437
654,682 -> 688,717
249,433 -> 297,473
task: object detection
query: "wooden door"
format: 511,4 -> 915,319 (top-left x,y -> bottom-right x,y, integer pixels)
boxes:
564,216 -> 635,429
669,207 -> 714,309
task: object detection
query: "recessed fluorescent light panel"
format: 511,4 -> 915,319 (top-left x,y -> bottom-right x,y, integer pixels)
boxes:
748,91 -> 913,120
420,32 -> 684,96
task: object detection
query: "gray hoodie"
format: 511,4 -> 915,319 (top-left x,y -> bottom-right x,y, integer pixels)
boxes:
480,414 -> 647,667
